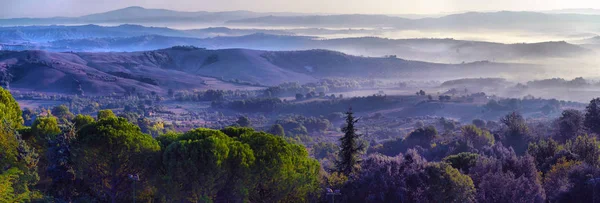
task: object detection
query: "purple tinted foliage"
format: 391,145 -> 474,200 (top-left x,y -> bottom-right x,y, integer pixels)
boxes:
342,149 -> 427,202
470,144 -> 545,202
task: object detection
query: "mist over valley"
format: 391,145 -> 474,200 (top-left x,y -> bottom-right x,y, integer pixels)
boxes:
4,3 -> 600,203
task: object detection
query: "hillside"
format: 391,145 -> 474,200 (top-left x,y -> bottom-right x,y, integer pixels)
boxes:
0,50 -> 259,95
48,35 -> 207,52
317,38 -> 591,62
78,48 -> 538,85
40,34 -> 315,52
0,48 -> 537,96
0,25 -> 293,43
1,26 -> 591,63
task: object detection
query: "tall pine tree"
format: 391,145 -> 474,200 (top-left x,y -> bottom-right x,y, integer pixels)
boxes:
336,108 -> 363,176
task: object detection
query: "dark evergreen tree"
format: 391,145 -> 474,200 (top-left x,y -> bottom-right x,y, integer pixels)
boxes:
336,108 -> 363,176
585,98 -> 600,134
557,109 -> 584,142
500,112 -> 530,155
47,123 -> 77,201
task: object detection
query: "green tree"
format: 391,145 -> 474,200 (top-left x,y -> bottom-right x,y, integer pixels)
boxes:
0,168 -> 23,202
567,135 -> 600,166
155,131 -> 181,150
97,109 -> 116,120
0,122 -> 40,202
31,116 -> 61,140
461,125 -> 494,148
74,117 -> 160,203
0,87 -> 23,128
313,142 -> 338,159
51,105 -> 74,122
151,131 -> 184,202
163,128 -> 255,202
405,125 -> 438,148
527,138 -> 561,173
336,108 -> 363,176
163,129 -> 237,200
557,109 -> 584,142
268,124 -> 285,136
14,130 -> 40,198
240,131 -> 320,202
420,162 -> 476,202
0,123 -> 18,172
220,126 -> 254,138
443,152 -> 480,174
323,171 -> 348,190
0,87 -> 40,201
28,116 -> 60,192
72,114 -> 94,131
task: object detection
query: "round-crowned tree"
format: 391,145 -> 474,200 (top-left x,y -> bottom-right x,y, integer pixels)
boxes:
0,87 -> 22,128
74,117 -> 160,203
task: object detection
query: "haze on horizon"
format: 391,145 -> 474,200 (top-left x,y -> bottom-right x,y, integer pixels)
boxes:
3,0 -> 600,18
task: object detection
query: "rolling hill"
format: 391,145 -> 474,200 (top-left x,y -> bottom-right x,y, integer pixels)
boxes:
3,30 -> 589,63
0,24 -> 293,43
0,49 -> 260,95
0,47 -> 537,96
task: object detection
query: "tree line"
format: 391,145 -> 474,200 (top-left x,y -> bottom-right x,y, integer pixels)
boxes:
7,83 -> 600,202
0,87 -> 320,202
332,98 -> 600,202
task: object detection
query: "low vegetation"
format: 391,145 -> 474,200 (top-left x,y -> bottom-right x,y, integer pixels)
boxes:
4,81 -> 600,202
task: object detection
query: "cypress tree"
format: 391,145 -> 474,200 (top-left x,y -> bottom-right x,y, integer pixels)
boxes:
336,108 -> 363,176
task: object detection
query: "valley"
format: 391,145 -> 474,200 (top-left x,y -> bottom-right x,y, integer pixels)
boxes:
3,4 -> 600,203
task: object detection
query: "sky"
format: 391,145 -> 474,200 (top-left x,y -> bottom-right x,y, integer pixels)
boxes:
3,0 -> 600,18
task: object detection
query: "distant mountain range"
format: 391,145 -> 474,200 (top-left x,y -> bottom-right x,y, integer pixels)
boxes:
0,24 -> 591,63
227,14 -> 412,28
544,8 -> 600,15
4,6 -> 600,32
0,47 -> 536,95
226,11 -> 600,31
0,6 -> 305,26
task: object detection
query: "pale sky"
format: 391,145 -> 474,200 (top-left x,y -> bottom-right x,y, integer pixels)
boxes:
3,0 -> 600,18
